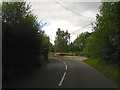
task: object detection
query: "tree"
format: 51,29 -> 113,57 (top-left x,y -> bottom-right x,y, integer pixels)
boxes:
83,2 -> 120,64
40,32 -> 50,61
73,32 -> 91,52
54,28 -> 70,52
2,1 -> 50,86
2,2 -> 40,66
49,42 -> 54,52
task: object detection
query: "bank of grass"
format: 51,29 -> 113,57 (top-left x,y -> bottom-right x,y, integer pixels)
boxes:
83,58 -> 120,88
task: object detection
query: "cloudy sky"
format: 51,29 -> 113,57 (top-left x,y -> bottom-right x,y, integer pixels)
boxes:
27,0 -> 101,44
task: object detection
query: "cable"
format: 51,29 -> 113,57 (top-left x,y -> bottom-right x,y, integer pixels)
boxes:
70,23 -> 91,34
55,2 -> 94,20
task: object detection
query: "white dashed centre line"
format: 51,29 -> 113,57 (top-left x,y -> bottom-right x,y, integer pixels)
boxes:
57,59 -> 68,87
58,72 -> 66,86
65,65 -> 67,70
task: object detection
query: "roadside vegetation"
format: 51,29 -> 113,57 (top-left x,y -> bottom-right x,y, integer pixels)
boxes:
83,58 -> 119,87
49,2 -> 120,87
82,2 -> 120,87
2,0 -> 120,88
2,2 -> 49,87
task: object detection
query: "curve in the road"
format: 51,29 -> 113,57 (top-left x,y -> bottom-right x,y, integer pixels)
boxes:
8,57 -> 117,88
57,59 -> 68,87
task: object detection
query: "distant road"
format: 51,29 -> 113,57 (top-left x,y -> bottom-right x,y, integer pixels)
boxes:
10,56 -> 117,88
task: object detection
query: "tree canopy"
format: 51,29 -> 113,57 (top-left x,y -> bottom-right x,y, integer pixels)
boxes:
73,32 -> 91,52
2,2 -> 49,86
54,28 -> 70,52
83,2 -> 120,64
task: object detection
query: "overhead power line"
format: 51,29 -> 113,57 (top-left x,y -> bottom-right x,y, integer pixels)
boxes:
70,23 -> 91,34
55,2 -> 94,20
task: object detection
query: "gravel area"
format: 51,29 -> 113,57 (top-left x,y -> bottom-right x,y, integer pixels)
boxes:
64,56 -> 87,62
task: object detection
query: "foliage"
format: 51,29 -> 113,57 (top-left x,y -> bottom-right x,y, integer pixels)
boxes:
83,58 -> 119,87
83,2 -> 120,64
49,42 -> 54,52
66,32 -> 91,56
40,33 -> 50,61
2,2 -> 49,86
54,28 -> 70,52
72,32 -> 91,53
68,42 -> 75,52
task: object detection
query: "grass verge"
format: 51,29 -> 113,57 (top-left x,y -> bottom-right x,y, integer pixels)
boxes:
83,58 -> 120,88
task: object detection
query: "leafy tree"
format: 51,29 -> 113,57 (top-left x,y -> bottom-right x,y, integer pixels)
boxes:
68,42 -> 75,52
54,28 -> 70,52
49,42 -> 54,52
83,2 -> 120,64
2,2 -> 40,67
2,1 -> 49,86
40,32 -> 50,60
73,32 -> 91,52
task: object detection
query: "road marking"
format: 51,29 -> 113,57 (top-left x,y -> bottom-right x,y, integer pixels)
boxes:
63,61 -> 65,64
65,65 -> 67,70
58,72 -> 66,86
57,59 -> 68,86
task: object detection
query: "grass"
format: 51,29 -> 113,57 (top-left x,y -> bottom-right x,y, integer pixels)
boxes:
83,58 -> 120,88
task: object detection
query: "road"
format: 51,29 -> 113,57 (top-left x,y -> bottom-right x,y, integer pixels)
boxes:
9,56 -> 117,88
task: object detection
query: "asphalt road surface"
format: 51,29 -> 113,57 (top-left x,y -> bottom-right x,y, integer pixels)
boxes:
9,56 -> 117,88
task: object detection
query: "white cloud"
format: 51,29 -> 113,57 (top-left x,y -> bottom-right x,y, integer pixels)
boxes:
42,20 -> 81,44
26,0 -> 102,2
28,1 -> 101,44
81,10 -> 97,20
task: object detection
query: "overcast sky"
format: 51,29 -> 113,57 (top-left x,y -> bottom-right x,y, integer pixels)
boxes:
27,0 -> 101,44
